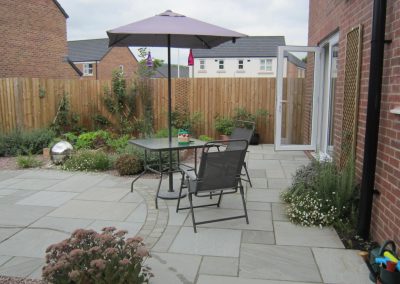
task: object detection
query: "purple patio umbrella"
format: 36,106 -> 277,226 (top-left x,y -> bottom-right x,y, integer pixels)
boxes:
107,10 -> 246,198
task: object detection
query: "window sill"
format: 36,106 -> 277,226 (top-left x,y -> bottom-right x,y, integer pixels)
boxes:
217,70 -> 226,73
236,70 -> 245,73
198,70 -> 207,73
258,71 -> 273,75
83,74 -> 94,76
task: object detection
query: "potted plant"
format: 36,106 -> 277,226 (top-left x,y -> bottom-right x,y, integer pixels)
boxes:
215,116 -> 234,140
233,108 -> 269,145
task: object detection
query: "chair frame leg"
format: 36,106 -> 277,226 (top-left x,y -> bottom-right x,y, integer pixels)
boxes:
239,182 -> 249,224
176,172 -> 185,213
188,193 -> 197,233
243,162 -> 252,187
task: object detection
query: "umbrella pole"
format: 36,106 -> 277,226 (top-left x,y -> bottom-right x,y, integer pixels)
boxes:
168,34 -> 174,193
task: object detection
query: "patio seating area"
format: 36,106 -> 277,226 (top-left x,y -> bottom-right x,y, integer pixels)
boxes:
0,145 -> 370,283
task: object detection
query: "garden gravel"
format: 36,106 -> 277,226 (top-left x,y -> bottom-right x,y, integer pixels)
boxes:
0,276 -> 43,284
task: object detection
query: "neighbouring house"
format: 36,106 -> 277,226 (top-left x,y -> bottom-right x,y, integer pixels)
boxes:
68,38 -> 138,80
152,64 -> 189,78
306,0 -> 400,247
191,36 -> 306,78
0,0 -> 80,78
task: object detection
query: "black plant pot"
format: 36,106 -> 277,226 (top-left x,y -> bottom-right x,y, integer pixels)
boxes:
250,133 -> 260,145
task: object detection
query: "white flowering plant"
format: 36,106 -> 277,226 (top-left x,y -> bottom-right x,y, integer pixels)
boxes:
62,150 -> 111,171
43,227 -> 152,284
281,159 -> 356,228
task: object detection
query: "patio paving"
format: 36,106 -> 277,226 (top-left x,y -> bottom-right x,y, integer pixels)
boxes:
0,145 -> 370,283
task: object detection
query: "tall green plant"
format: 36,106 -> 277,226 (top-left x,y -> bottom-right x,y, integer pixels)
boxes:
103,70 -> 137,134
52,93 -> 81,134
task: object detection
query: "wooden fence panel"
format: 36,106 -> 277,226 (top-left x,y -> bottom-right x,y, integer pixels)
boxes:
0,77 -> 305,144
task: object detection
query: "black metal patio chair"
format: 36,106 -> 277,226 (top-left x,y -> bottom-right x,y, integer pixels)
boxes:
176,139 -> 249,233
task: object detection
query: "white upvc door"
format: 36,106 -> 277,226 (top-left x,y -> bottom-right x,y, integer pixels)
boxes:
275,46 -> 323,151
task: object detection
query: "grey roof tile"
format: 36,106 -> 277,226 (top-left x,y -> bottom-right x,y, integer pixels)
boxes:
68,38 -> 110,62
192,36 -> 286,58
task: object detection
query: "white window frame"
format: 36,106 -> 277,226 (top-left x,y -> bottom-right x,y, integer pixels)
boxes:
82,63 -> 94,76
218,59 -> 225,70
238,59 -> 244,70
260,58 -> 273,72
119,65 -> 124,71
199,59 -> 205,70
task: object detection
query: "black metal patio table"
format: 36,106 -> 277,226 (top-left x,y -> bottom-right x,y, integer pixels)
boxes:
129,138 -> 206,209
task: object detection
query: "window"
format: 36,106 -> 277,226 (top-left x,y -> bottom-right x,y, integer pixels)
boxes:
119,65 -> 124,71
238,59 -> 244,70
83,63 -> 93,76
260,59 -> 273,72
218,59 -> 224,70
199,59 -> 205,70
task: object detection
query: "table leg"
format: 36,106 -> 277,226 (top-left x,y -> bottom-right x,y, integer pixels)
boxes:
130,149 -> 149,192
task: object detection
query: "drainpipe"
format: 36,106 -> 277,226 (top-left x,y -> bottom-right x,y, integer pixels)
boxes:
357,0 -> 387,239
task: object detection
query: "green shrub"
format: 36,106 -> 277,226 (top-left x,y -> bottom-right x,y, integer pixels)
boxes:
198,135 -> 213,142
106,135 -> 130,152
16,154 -> 43,168
120,144 -> 177,166
43,227 -> 152,284
214,117 -> 234,135
0,128 -> 56,157
154,127 -> 179,138
115,154 -> 143,176
75,131 -> 111,150
62,132 -> 79,144
281,159 -> 356,227
62,150 -> 111,171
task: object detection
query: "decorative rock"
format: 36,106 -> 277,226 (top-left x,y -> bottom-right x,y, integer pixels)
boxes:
50,141 -> 73,164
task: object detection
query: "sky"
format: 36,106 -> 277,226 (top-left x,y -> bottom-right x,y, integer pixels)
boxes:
58,0 -> 309,65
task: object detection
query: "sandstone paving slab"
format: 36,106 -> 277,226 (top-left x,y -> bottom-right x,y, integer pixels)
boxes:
271,203 -> 289,221
265,169 -> 286,179
313,248 -> 371,284
119,190 -> 144,203
46,174 -> 105,192
240,244 -> 322,282
146,252 -> 201,284
0,205 -> 54,227
267,178 -> 291,189
246,201 -> 271,211
250,178 -> 267,188
0,228 -> 20,243
29,216 -> 94,234
48,200 -> 135,221
183,209 -> 273,231
0,171 -> 23,182
274,221 -> 344,248
152,226 -> 180,253
8,179 -> 61,191
0,190 -> 37,205
167,206 -> 189,226
0,179 -> 20,189
248,153 -> 264,160
248,160 -> 282,170
0,189 -> 19,196
247,189 -> 284,203
17,191 -> 78,207
197,275 -> 321,284
0,256 -> 12,267
74,186 -> 129,202
0,256 -> 43,278
169,227 -> 241,257
87,220 -> 143,236
199,256 -> 238,276
125,203 -> 147,223
248,169 -> 266,178
0,228 -> 69,258
15,170 -> 75,180
242,230 -> 275,245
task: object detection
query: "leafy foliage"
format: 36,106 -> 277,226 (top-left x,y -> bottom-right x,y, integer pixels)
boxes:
43,227 -> 152,284
232,107 -> 268,129
52,94 -> 82,134
281,159 -> 357,228
214,116 -> 234,135
115,154 -> 143,176
16,154 -> 43,168
62,150 -> 111,171
171,111 -> 203,135
154,127 -> 179,138
0,128 -> 56,157
75,131 -> 111,150
198,135 -> 213,142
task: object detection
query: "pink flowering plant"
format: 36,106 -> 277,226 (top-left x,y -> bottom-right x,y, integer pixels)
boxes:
43,227 -> 152,283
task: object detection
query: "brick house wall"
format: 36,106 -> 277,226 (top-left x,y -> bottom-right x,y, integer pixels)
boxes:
309,0 -> 400,247
72,48 -> 138,80
0,0 -> 79,79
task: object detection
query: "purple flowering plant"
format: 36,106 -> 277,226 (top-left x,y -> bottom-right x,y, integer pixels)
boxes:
43,227 -> 152,283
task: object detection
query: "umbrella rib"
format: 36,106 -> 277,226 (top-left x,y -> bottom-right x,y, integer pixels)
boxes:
195,35 -> 211,48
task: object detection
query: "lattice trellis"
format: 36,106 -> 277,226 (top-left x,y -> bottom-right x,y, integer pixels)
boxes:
174,79 -> 190,115
340,25 -> 363,168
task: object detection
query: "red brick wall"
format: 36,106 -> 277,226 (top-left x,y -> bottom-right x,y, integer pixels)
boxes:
97,48 -> 138,80
0,0 -> 78,79
309,0 -> 400,247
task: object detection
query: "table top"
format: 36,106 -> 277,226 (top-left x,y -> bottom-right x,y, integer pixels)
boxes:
129,138 -> 206,151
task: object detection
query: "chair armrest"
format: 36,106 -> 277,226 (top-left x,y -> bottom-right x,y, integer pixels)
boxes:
179,164 -> 197,180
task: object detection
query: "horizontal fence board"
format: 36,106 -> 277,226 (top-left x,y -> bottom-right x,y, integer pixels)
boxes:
0,77 -> 305,144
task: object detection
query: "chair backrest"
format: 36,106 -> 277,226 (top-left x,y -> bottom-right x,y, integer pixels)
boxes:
195,139 -> 248,192
226,121 -> 254,151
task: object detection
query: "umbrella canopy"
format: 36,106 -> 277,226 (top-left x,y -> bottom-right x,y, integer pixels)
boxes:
107,10 -> 246,48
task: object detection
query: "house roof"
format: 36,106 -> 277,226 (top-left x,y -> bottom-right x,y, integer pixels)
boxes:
192,36 -> 286,58
68,38 -> 111,62
52,0 -> 69,18
152,64 -> 189,78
